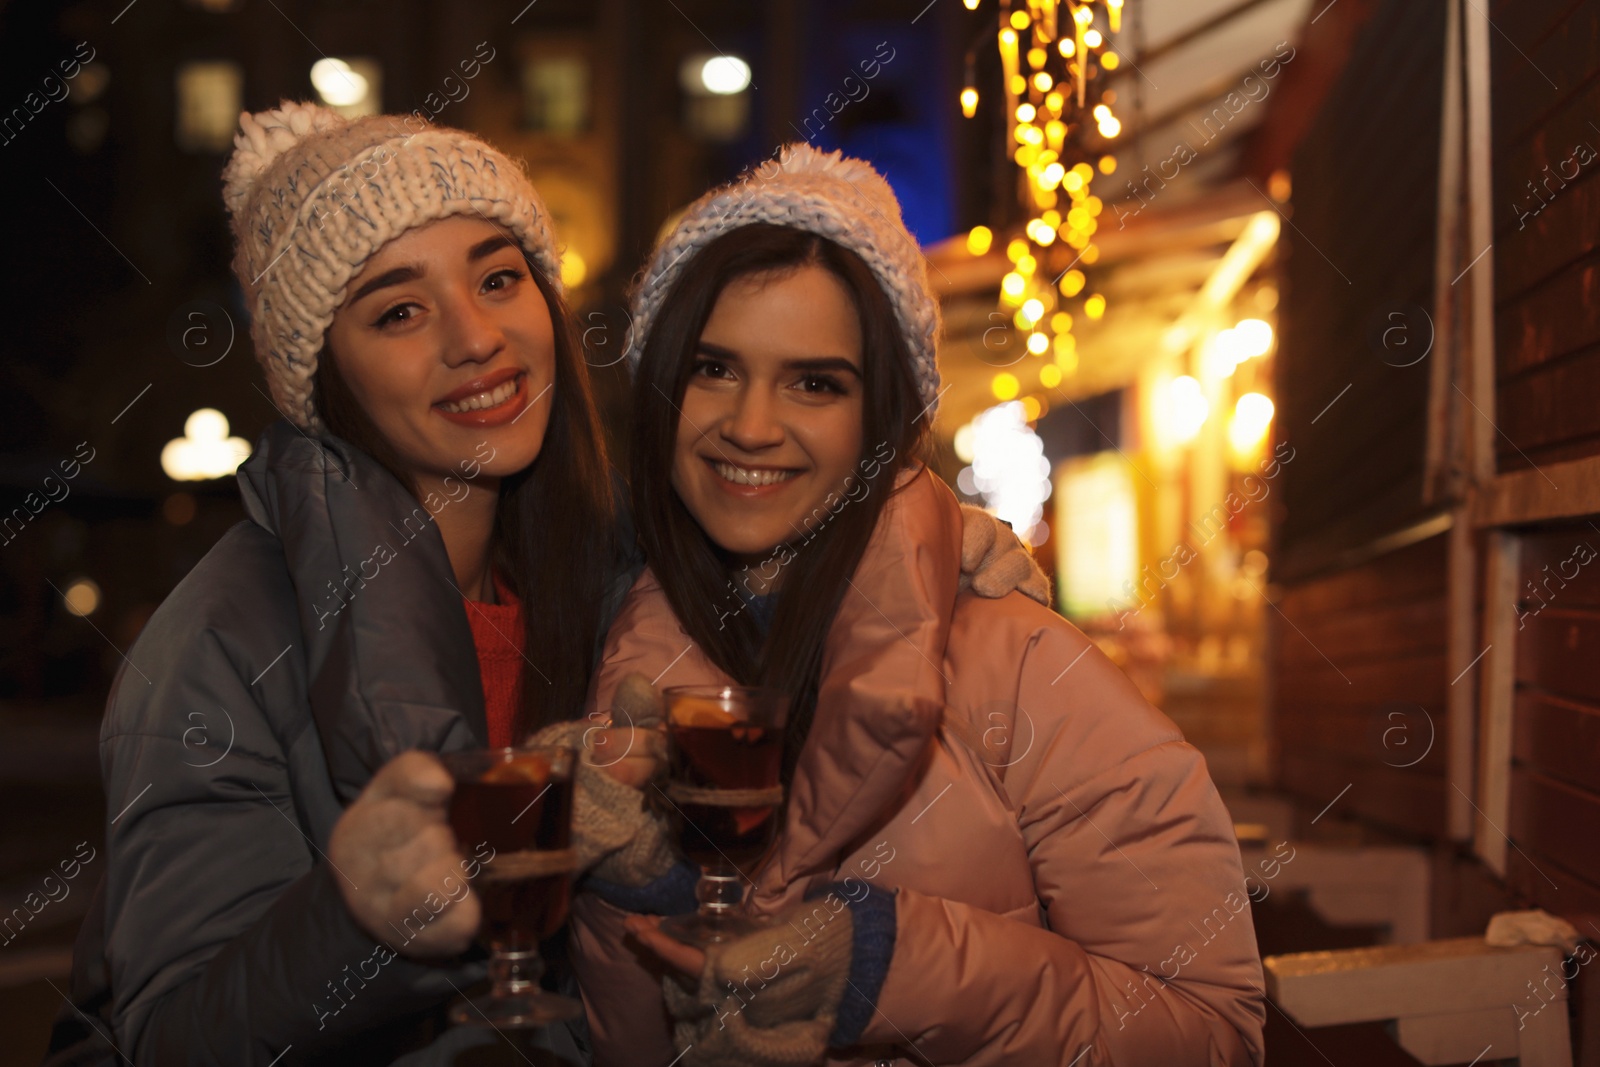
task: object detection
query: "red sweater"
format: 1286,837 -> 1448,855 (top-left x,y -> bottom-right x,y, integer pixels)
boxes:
462,572 -> 524,748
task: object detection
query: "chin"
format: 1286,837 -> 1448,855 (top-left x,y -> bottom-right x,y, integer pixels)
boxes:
692,510 -> 793,560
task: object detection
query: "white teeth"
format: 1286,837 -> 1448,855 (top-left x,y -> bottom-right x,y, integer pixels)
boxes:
713,462 -> 798,487
439,376 -> 519,413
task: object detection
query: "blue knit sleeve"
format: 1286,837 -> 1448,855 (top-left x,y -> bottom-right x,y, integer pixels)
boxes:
815,883 -> 898,1048
581,859 -> 699,916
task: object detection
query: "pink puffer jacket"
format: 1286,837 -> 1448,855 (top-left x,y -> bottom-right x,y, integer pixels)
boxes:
571,468 -> 1266,1066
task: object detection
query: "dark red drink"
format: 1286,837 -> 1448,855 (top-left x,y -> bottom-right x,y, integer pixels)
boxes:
667,722 -> 783,868
449,753 -> 574,950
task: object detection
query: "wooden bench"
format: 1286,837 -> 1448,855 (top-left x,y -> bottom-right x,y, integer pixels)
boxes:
1265,937 -> 1573,1066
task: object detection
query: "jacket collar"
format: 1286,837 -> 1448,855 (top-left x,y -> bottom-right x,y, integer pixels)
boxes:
237,420 -> 488,802
756,465 -> 960,906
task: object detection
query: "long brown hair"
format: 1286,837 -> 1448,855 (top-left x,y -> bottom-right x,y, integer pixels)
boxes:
315,262 -> 618,738
631,223 -> 929,778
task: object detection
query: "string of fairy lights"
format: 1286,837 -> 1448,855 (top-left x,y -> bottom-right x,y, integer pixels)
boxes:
959,0 -> 1126,402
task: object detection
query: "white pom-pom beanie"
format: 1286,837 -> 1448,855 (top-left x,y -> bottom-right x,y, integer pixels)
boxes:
221,101 -> 563,431
628,143 -> 943,417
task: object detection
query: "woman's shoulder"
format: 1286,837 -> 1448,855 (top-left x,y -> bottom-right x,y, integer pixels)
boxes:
138,520 -> 298,644
105,520 -> 302,736
945,592 -> 1187,789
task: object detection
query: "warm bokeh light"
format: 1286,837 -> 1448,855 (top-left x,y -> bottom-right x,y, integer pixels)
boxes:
1027,331 -> 1050,355
311,58 -> 368,108
1229,392 -> 1276,458
63,577 -> 102,617
1164,376 -> 1209,447
1233,318 -> 1274,358
992,372 -> 1021,401
161,408 -> 251,481
700,55 -> 752,95
961,87 -> 979,118
560,248 -> 587,288
967,225 -> 994,256
968,401 -> 1052,540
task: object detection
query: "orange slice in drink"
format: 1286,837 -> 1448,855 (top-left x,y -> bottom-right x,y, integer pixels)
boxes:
669,696 -> 738,728
481,753 -> 551,785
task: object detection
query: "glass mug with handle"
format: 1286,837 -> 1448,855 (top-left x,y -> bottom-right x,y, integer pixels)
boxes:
655,685 -> 790,946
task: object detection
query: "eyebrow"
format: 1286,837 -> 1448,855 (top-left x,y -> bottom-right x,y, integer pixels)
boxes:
696,342 -> 863,378
348,265 -> 420,307
346,235 -> 520,307
467,234 -> 517,262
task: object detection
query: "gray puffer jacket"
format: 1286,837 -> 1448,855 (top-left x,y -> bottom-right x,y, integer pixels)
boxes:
52,421 -> 632,1066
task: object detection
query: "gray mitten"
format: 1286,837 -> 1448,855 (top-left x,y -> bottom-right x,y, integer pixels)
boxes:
957,503 -> 1051,606
661,897 -> 855,1067
527,673 -> 676,886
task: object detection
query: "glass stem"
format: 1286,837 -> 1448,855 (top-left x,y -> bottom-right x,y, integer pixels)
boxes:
696,863 -> 745,923
490,947 -> 543,995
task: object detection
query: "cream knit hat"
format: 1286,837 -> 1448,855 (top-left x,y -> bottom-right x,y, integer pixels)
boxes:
628,143 -> 943,416
222,101 -> 563,431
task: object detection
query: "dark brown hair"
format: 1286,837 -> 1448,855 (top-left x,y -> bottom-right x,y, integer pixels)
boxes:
315,261 -> 618,738
630,223 -> 929,778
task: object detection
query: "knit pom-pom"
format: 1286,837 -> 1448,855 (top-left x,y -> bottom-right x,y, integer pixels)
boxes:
221,100 -> 346,220
775,142 -> 904,224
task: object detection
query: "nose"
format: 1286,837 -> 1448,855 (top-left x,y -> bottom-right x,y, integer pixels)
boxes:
442,291 -> 504,368
718,383 -> 785,454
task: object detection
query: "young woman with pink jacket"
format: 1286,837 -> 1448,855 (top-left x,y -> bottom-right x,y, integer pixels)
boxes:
567,145 -> 1268,1066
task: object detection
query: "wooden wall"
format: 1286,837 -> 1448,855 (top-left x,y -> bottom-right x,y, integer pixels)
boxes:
1270,0 -> 1450,836
1491,0 -> 1600,471
1273,0 -> 1444,580
1506,526 -> 1600,922
1489,0 -> 1600,928
1272,532 -> 1452,838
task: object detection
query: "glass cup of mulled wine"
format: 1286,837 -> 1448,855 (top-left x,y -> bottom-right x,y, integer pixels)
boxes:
441,744 -> 581,1028
656,685 -> 789,946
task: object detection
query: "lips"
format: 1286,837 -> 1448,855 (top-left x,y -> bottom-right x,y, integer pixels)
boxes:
433,369 -> 529,428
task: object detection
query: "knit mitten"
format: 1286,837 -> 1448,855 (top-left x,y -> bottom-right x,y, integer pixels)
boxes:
661,886 -> 897,1067
525,674 -> 676,887
957,503 -> 1051,606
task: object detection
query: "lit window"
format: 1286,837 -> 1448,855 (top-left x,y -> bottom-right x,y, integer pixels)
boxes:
521,55 -> 590,134
175,61 -> 241,152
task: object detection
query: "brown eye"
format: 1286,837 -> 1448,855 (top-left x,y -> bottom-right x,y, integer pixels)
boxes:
482,268 -> 524,293
374,303 -> 419,328
798,374 -> 845,395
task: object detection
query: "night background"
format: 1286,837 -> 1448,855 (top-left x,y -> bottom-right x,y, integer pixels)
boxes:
2,0 -> 1599,1062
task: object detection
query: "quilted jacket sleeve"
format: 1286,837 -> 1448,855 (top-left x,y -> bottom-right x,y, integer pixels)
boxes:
857,603 -> 1266,1066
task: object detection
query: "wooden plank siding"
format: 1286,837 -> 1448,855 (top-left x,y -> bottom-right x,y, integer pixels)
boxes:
1491,0 -> 1600,473
1503,525 -> 1600,917
1274,0 -> 1445,580
1272,533 -> 1452,838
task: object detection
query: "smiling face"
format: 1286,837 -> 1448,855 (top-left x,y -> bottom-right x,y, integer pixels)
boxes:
671,264 -> 866,565
323,215 -> 554,495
